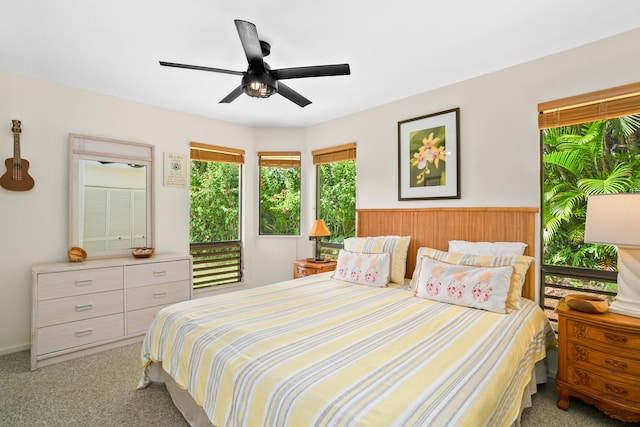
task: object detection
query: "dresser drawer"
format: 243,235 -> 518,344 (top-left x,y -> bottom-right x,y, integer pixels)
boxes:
36,313 -> 124,355
568,342 -> 640,377
37,290 -> 124,328
37,267 -> 123,300
126,304 -> 173,335
567,366 -> 640,403
126,260 -> 190,288
126,280 -> 191,311
567,319 -> 640,350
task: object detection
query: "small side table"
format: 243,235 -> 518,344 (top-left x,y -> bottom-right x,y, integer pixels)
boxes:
293,259 -> 337,279
555,299 -> 640,423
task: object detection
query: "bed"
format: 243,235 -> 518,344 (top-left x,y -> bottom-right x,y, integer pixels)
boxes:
138,207 -> 555,427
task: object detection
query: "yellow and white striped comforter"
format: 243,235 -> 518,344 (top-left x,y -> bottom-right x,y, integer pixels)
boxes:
141,273 -> 554,427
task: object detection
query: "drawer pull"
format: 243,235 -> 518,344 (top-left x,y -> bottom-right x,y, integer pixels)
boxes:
153,292 -> 168,299
605,358 -> 628,372
605,383 -> 629,398
153,270 -> 167,277
75,328 -> 94,337
605,333 -> 628,345
74,303 -> 94,312
75,279 -> 93,286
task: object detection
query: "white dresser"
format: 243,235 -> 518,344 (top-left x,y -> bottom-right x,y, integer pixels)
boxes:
31,254 -> 192,370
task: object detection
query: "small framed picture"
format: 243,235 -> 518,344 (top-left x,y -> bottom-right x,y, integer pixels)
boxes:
398,108 -> 460,200
163,152 -> 188,188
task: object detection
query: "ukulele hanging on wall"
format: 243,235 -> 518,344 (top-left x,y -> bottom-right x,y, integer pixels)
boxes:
0,120 -> 34,191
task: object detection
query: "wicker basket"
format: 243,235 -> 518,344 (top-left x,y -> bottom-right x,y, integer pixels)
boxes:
132,247 -> 155,258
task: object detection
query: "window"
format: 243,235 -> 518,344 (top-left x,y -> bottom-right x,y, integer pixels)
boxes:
258,152 -> 301,235
539,83 -> 640,329
189,142 -> 243,288
313,143 -> 356,259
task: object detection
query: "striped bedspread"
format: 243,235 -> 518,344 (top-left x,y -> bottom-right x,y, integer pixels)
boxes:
140,273 -> 554,427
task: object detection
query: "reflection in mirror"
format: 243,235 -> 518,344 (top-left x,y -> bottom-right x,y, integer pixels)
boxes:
70,134 -> 154,259
80,160 -> 147,252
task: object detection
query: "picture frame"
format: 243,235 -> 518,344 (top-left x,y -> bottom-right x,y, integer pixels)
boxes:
163,152 -> 188,188
398,108 -> 460,200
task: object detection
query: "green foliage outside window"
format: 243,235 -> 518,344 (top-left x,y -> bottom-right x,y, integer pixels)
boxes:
318,160 -> 356,243
543,115 -> 640,272
190,160 -> 240,242
259,166 -> 301,235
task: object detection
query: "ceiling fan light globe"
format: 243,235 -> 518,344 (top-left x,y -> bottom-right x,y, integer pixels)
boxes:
242,72 -> 277,98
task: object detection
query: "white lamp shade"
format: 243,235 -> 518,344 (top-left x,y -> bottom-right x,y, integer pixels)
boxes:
584,193 -> 640,247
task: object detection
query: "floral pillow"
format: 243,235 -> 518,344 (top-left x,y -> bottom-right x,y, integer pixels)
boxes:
343,236 -> 410,285
415,257 -> 513,313
332,249 -> 391,287
409,247 -> 533,311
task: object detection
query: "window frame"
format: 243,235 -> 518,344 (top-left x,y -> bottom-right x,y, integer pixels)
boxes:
189,142 -> 244,288
257,151 -> 301,236
313,143 -> 357,259
538,82 -> 640,328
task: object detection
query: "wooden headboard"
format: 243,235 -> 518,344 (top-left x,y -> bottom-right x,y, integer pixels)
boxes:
356,207 -> 538,300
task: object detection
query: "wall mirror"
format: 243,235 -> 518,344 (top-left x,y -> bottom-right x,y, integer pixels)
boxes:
69,134 -> 154,259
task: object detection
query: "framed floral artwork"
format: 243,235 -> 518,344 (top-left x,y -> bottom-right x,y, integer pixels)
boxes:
397,108 -> 460,200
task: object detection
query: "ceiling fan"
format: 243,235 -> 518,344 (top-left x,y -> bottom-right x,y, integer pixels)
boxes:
159,19 -> 351,108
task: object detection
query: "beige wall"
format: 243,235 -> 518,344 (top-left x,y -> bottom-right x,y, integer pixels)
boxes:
1,27 -> 639,355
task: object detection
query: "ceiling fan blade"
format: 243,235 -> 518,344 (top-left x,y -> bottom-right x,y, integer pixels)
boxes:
234,20 -> 265,72
219,86 -> 244,104
272,64 -> 350,80
277,82 -> 311,107
159,61 -> 243,76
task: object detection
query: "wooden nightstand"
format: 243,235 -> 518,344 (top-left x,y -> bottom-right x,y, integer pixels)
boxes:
555,300 -> 640,423
293,259 -> 337,279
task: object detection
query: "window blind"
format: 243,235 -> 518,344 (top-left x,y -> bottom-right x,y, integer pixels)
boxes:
312,142 -> 356,165
257,151 -> 301,168
538,82 -> 640,129
190,142 -> 245,164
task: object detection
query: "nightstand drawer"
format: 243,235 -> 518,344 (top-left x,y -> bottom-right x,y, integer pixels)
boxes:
567,366 -> 640,403
293,259 -> 337,279
567,319 -> 640,349
37,290 -> 123,327
295,264 -> 311,277
568,342 -> 640,376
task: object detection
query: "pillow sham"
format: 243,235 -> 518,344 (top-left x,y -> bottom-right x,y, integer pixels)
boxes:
409,247 -> 533,310
343,236 -> 410,285
332,249 -> 391,287
415,257 -> 513,313
448,240 -> 527,256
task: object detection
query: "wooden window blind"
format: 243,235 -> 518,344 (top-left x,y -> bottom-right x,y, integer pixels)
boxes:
190,142 -> 245,164
312,142 -> 356,165
257,151 -> 301,168
538,82 -> 640,129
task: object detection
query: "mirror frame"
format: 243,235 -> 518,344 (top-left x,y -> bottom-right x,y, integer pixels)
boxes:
69,134 -> 154,259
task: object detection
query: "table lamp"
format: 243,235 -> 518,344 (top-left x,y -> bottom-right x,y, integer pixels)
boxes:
309,219 -> 330,262
584,193 -> 640,318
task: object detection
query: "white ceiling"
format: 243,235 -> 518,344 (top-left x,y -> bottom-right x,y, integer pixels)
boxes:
3,1 -> 640,128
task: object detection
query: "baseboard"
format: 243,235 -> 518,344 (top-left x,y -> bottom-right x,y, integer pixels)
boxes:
0,342 -> 30,356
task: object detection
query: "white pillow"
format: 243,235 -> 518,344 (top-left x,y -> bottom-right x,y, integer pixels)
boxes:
332,249 -> 391,287
415,257 -> 513,313
448,240 -> 527,256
